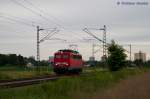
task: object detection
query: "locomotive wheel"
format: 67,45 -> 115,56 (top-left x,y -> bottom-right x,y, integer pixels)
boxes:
54,68 -> 68,74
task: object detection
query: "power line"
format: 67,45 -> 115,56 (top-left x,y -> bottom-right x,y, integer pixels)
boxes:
0,12 -> 62,30
11,0 -> 42,17
10,0 -> 76,43
0,14 -> 35,27
0,12 -> 43,27
11,0 -> 84,41
22,0 -> 86,40
10,0 -> 63,28
23,0 -> 64,24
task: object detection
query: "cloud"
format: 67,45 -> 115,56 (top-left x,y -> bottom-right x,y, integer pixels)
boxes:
0,0 -> 150,60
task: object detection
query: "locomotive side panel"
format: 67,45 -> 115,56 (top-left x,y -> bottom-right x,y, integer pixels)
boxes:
69,54 -> 83,69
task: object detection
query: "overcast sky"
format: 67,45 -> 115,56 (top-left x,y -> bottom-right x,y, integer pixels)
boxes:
0,0 -> 150,60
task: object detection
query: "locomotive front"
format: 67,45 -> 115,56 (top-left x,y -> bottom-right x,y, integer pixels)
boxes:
53,49 -> 83,74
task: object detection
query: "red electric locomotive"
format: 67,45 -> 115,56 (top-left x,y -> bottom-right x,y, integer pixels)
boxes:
53,49 -> 83,74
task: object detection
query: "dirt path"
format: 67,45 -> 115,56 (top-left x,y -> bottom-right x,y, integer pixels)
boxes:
93,72 -> 150,99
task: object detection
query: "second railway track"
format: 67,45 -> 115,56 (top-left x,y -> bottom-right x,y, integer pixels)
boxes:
0,74 -> 62,88
0,72 -> 89,89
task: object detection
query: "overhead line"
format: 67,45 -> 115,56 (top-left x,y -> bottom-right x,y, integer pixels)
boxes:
11,0 -> 105,43
23,0 -> 63,24
83,28 -> 106,44
40,28 -> 59,43
11,0 -> 63,28
0,15 -> 35,27
22,0 -> 86,40
0,12 -> 42,27
14,0 -> 83,41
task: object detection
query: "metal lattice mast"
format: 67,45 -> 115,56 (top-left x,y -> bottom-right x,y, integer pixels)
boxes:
36,26 -> 61,70
92,44 -> 95,57
37,26 -> 40,66
103,25 -> 107,57
37,26 -> 44,67
69,44 -> 78,51
129,44 -> 131,61
83,25 -> 107,60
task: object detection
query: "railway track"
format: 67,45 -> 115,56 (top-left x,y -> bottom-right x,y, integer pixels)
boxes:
0,72 -> 89,89
0,74 -> 62,88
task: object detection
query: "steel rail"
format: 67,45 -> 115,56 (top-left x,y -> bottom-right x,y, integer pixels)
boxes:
0,75 -> 61,88
0,72 -> 89,89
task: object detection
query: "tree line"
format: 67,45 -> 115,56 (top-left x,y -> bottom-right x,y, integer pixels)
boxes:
87,40 -> 150,71
0,54 -> 49,66
107,40 -> 150,71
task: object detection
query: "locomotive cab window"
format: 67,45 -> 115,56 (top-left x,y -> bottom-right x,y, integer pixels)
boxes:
73,55 -> 82,60
63,55 -> 69,59
55,55 -> 61,59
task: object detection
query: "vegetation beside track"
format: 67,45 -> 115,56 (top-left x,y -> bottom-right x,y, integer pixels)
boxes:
0,66 -> 53,80
0,68 -> 148,99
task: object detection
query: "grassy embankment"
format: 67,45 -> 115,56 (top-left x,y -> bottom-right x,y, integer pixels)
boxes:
0,66 -> 52,80
0,67 -> 148,99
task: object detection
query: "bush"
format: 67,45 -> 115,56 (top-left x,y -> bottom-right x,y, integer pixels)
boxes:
107,40 -> 127,71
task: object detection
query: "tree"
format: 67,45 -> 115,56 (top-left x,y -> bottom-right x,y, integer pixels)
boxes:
18,54 -> 26,66
144,60 -> 150,68
39,60 -> 49,66
27,56 -> 36,66
107,40 -> 127,71
0,54 -> 8,66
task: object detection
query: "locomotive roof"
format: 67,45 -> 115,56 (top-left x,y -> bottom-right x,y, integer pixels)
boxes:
58,49 -> 79,54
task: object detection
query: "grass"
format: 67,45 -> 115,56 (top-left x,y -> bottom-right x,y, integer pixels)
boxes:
0,68 -> 147,99
0,66 -> 53,80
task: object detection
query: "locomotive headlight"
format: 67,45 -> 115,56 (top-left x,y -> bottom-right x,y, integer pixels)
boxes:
55,63 -> 59,65
62,62 -> 68,65
55,62 -> 68,66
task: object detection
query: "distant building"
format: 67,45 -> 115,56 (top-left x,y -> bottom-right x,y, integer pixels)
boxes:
26,62 -> 34,68
101,55 -> 107,62
89,56 -> 95,66
89,56 -> 95,61
49,56 -> 54,66
134,51 -> 146,62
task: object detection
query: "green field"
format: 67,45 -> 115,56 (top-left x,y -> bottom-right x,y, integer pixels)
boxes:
0,66 -> 53,80
0,68 -> 147,99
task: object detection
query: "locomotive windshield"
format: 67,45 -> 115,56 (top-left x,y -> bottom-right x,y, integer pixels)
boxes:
63,55 -> 69,59
55,55 -> 61,59
55,54 -> 69,59
73,55 -> 82,60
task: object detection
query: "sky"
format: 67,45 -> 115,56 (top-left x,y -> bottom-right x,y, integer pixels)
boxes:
0,0 -> 150,61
